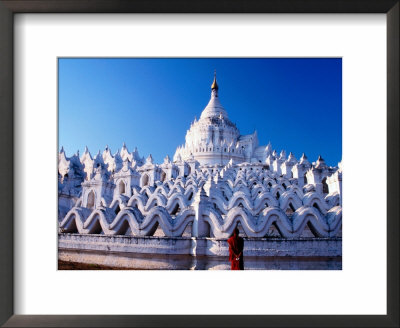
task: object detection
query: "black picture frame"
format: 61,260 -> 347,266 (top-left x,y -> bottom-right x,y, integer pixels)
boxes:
0,1 -> 398,327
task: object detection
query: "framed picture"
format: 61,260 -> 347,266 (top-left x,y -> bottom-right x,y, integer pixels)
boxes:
0,1 -> 398,327
57,57 -> 343,272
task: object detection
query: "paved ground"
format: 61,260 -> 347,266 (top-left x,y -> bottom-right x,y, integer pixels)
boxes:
58,260 -> 135,270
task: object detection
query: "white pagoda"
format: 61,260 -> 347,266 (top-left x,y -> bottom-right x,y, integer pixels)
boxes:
58,74 -> 342,269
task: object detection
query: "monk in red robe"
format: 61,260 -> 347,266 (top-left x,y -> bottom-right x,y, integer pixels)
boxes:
227,227 -> 244,270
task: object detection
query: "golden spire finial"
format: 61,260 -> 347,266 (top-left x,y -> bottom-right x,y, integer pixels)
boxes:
211,70 -> 219,90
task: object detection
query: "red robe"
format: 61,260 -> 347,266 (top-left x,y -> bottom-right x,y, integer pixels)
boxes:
228,234 -> 244,270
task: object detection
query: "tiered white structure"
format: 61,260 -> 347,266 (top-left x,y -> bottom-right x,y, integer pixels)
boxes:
174,74 -> 265,165
59,74 -> 342,240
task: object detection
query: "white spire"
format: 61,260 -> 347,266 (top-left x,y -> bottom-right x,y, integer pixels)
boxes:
287,152 -> 297,164
146,154 -> 153,164
315,155 -> 327,169
300,153 -> 310,165
200,71 -> 228,120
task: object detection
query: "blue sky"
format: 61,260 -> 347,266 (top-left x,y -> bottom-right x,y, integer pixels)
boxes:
59,58 -> 342,166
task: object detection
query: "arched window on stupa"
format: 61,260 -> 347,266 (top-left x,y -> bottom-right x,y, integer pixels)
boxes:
322,177 -> 329,194
119,181 -> 125,195
87,190 -> 95,209
160,171 -> 166,182
142,174 -> 149,187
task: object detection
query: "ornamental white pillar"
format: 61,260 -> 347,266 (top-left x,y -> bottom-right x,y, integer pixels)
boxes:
192,188 -> 210,238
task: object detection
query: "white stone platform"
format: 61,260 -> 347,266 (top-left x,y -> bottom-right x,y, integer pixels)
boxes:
58,233 -> 342,270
